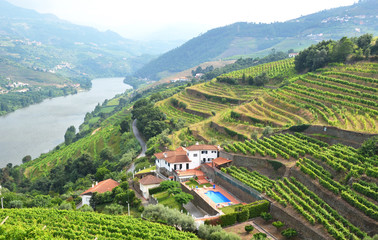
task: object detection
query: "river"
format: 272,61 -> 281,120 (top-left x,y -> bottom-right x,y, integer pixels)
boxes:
0,77 -> 131,168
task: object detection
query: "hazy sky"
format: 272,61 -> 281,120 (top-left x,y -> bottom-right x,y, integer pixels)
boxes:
7,0 -> 357,40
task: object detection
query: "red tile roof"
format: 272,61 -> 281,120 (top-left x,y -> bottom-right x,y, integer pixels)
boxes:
212,157 -> 232,166
80,179 -> 120,195
139,175 -> 163,185
154,150 -> 190,163
186,144 -> 219,151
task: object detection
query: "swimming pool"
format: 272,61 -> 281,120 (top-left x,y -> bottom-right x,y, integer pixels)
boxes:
205,190 -> 231,204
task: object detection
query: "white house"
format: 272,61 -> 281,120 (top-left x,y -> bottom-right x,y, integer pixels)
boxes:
139,175 -> 163,199
79,179 -> 120,207
154,144 -> 220,177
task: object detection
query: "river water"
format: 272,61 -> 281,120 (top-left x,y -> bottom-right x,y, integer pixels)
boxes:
0,77 -> 131,167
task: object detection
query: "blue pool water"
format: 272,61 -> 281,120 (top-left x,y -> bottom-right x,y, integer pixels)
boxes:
205,191 -> 231,204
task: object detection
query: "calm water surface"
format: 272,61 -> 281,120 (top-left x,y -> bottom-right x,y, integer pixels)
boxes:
0,77 -> 131,167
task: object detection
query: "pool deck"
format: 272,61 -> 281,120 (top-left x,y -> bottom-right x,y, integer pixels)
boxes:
193,183 -> 241,212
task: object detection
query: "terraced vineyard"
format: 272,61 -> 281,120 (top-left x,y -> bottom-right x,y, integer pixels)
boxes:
171,90 -> 230,115
0,208 -> 198,239
221,61 -> 378,135
156,98 -> 204,124
187,80 -> 265,102
219,58 -> 295,80
224,132 -> 324,160
223,164 -> 371,239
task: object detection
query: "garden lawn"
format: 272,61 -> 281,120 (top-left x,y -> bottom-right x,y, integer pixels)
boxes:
153,191 -> 182,210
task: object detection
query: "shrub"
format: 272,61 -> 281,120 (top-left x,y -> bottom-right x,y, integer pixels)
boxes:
272,221 -> 284,229
104,203 -> 124,215
260,212 -> 272,222
9,200 -> 23,209
198,224 -> 223,239
58,202 -> 72,210
262,126 -> 273,136
79,204 -> 94,212
253,232 -> 267,240
281,228 -> 298,238
149,186 -> 163,195
245,224 -> 254,233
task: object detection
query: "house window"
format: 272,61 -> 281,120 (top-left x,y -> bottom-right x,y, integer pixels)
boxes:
201,150 -> 208,154
168,163 -> 170,167
186,163 -> 189,169
157,159 -> 159,163
193,154 -> 198,157
211,150 -> 217,153
174,164 -> 177,170
180,164 -> 182,169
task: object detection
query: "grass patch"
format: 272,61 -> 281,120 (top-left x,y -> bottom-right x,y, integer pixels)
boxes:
185,179 -> 212,188
153,191 -> 182,210
219,204 -> 243,214
136,166 -> 156,174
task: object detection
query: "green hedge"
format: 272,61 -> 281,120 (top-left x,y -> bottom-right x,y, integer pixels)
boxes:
220,212 -> 238,227
149,186 -> 163,195
237,208 -> 249,222
220,200 -> 270,227
243,200 -> 270,218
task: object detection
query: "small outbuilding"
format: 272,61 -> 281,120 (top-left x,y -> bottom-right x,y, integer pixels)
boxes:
79,179 -> 120,207
139,175 -> 164,199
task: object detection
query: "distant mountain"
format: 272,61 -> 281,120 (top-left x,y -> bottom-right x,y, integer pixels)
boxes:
135,0 -> 378,80
0,0 -> 157,81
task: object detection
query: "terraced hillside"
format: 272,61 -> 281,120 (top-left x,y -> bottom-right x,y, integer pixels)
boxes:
212,61 -> 378,140
222,133 -> 377,239
157,58 -> 295,137
0,208 -> 198,239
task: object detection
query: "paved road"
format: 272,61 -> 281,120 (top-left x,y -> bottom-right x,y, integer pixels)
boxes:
127,119 -> 147,173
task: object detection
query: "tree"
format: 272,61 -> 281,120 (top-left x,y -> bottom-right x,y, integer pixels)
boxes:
104,203 -> 124,215
357,33 -> 373,50
262,126 -> 273,136
64,125 -> 76,145
95,167 -> 110,181
272,221 -> 284,229
31,195 -> 51,208
22,155 -> 32,164
358,136 -> 377,157
120,119 -> 130,133
174,192 -> 193,205
332,37 -> 355,62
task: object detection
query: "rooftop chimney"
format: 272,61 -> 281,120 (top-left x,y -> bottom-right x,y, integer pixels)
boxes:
163,152 -> 167,158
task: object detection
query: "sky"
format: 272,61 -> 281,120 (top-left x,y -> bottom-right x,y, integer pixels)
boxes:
7,0 -> 358,41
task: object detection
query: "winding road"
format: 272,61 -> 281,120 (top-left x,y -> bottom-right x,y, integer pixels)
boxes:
127,119 -> 147,173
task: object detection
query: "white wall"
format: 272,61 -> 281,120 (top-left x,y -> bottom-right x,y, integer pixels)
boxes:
140,183 -> 161,199
82,195 -> 91,206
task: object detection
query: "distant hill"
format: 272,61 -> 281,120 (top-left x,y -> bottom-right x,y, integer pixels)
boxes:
0,0 -> 156,80
135,0 -> 378,80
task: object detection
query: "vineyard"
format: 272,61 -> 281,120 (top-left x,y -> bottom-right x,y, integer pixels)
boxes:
223,164 -> 370,239
223,132 -> 324,160
219,58 -> 295,81
212,61 -> 378,139
0,208 -> 198,239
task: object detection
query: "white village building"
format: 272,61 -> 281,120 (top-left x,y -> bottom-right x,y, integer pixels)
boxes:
154,144 -> 220,179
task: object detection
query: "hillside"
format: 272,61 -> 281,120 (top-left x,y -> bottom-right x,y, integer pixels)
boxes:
135,0 -> 378,80
0,0 -> 155,81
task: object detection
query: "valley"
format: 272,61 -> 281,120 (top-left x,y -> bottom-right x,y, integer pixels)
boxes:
0,0 -> 377,240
